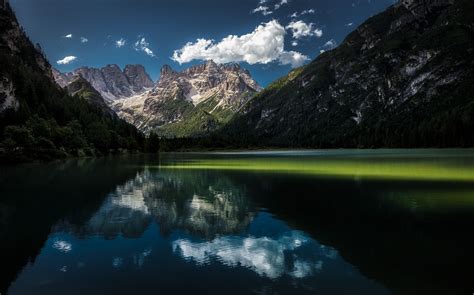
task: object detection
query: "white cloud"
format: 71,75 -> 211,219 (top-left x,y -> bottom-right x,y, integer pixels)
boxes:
274,0 -> 288,10
116,38 -> 126,48
319,39 -> 337,54
134,37 -> 155,57
290,9 -> 315,18
80,37 -> 88,43
259,0 -> 268,3
172,20 -> 309,68
279,51 -> 309,68
286,20 -> 323,39
314,28 -> 323,37
64,34 -> 73,39
252,5 -> 272,16
56,56 -> 77,65
321,39 -> 337,51
291,40 -> 298,46
346,22 -> 354,27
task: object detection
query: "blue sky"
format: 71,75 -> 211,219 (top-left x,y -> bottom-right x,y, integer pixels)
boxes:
10,0 -> 396,86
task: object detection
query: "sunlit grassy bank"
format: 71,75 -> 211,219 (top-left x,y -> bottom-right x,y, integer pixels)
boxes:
155,157 -> 474,182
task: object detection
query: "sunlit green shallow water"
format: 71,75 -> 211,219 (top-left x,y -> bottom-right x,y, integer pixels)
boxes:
1,149 -> 474,294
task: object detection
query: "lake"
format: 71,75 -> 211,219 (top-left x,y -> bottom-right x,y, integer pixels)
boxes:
1,150 -> 474,294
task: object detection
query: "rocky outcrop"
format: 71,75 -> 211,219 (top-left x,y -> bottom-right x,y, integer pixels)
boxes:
220,0 -> 474,148
0,1 -> 52,114
124,64 -> 155,92
399,0 -> 454,18
54,64 -> 153,102
113,60 -> 261,136
0,76 -> 17,111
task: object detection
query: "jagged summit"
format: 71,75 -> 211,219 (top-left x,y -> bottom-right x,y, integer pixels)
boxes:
54,64 -> 154,101
113,60 -> 261,136
160,64 -> 176,78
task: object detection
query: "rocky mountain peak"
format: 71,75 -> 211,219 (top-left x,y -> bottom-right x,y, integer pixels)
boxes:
113,60 -> 262,136
205,59 -> 218,68
54,64 -> 154,102
124,64 -> 154,91
160,64 -> 176,79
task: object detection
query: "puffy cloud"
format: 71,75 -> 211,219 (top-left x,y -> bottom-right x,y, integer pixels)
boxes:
63,34 -> 73,38
252,5 -> 272,16
286,20 -> 323,39
116,38 -> 126,48
172,20 -> 309,68
279,51 -> 309,68
259,0 -> 268,3
80,37 -> 88,43
56,56 -> 77,65
134,37 -> 155,57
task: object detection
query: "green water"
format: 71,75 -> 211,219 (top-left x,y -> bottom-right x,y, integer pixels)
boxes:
1,149 -> 474,294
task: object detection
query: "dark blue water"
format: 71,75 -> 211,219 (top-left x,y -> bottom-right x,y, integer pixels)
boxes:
1,152 -> 474,294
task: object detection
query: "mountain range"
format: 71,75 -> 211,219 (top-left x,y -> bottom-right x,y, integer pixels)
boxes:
53,64 -> 154,102
54,60 -> 261,137
2,0 -> 474,159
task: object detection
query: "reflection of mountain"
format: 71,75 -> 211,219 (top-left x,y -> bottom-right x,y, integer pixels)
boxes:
0,157 -> 144,294
71,170 -> 256,239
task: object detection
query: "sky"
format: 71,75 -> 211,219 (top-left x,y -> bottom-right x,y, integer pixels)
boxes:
10,0 -> 396,86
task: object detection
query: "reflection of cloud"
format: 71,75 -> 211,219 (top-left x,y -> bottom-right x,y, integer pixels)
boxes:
320,245 -> 338,259
133,247 -> 152,268
291,259 -> 322,278
112,257 -> 123,268
173,231 -> 324,279
52,240 -> 72,253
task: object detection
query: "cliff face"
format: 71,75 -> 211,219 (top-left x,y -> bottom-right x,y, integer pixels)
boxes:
220,0 -> 474,148
0,2 -> 52,112
54,64 -> 154,102
113,60 -> 261,136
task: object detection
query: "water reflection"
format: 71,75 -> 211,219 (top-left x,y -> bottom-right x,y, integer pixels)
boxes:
57,170 -> 256,240
173,230 -> 327,279
1,152 -> 474,294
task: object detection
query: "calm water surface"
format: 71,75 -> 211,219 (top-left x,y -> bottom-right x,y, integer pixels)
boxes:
1,150 -> 474,294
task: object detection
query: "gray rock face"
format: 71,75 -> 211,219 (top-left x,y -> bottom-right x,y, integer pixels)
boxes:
54,64 -> 153,102
113,60 -> 262,136
124,64 -> 155,92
